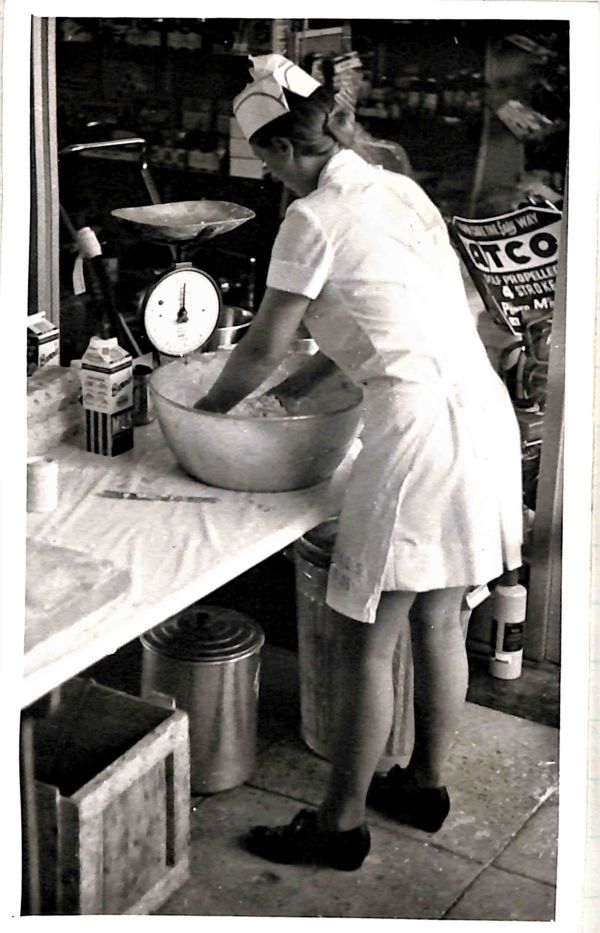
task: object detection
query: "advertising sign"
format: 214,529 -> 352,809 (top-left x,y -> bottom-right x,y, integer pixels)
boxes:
451,205 -> 562,335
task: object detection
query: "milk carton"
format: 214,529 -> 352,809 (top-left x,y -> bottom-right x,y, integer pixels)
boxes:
81,336 -> 133,455
27,313 -> 60,371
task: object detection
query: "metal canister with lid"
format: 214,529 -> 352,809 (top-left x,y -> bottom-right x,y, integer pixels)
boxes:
140,606 -> 264,793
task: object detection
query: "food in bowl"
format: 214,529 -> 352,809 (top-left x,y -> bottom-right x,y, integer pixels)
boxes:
159,351 -> 361,418
148,352 -> 363,492
230,394 -> 288,417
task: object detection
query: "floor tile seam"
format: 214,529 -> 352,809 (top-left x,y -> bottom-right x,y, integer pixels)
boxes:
488,862 -> 557,889
363,810 -> 491,862
243,779 -> 500,873
485,782 -> 559,869
439,789 -> 560,919
244,780 -> 321,810
479,783 -> 559,861
438,854 -> 503,919
343,778 -> 559,863
243,778 -> 560,866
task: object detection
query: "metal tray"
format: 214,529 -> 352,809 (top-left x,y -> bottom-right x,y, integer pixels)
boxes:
111,200 -> 255,243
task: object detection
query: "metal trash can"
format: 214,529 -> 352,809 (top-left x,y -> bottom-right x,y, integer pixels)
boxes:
140,605 -> 264,794
293,520 -> 415,771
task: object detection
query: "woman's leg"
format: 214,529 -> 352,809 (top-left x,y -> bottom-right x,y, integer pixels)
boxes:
405,586 -> 468,789
317,590 -> 416,832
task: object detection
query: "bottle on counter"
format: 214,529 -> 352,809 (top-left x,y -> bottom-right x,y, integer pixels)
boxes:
81,336 -> 134,456
72,225 -> 141,356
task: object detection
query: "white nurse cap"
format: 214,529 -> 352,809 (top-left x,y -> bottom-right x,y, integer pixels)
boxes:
233,54 -> 321,141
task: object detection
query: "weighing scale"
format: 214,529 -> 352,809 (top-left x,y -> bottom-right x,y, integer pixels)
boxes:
111,200 -> 255,359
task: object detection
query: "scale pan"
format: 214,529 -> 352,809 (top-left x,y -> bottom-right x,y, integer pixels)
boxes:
111,200 -> 256,242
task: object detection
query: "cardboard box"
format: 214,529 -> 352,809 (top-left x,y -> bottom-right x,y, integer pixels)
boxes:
81,337 -> 134,456
26,678 -> 190,915
27,314 -> 60,370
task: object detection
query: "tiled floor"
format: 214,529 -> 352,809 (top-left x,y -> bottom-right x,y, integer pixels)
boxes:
154,643 -> 559,921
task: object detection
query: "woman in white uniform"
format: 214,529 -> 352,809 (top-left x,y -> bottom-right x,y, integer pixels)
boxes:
195,56 -> 523,872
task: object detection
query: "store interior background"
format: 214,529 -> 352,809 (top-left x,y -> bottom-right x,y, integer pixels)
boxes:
24,16 -> 568,920
45,14 -> 567,685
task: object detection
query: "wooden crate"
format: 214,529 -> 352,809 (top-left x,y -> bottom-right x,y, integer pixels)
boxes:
28,678 -> 190,915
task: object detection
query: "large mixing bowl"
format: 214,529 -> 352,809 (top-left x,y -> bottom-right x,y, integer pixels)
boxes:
149,354 -> 363,492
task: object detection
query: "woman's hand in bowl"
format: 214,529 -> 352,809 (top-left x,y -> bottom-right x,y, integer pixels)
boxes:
193,395 -> 226,413
266,384 -> 304,415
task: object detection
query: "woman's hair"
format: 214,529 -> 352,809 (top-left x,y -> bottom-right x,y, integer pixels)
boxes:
249,85 -> 352,156
249,82 -> 413,178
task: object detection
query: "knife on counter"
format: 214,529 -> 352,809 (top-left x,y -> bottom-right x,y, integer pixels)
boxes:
98,489 -> 220,503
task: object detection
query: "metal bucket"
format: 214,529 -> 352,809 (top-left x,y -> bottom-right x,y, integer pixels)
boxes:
294,522 -> 474,771
140,605 -> 264,793
293,521 -> 415,771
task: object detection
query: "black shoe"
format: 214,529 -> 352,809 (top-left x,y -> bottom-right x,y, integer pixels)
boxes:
245,808 -> 371,871
367,766 -> 450,833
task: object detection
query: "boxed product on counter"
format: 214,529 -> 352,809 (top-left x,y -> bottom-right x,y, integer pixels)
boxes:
28,313 -> 60,371
81,336 -> 134,456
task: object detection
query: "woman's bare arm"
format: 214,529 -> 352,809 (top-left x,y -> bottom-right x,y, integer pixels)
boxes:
194,287 -> 311,412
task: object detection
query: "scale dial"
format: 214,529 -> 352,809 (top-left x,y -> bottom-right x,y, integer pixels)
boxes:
143,265 -> 221,356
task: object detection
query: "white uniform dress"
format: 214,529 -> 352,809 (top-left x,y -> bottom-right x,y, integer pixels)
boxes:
266,149 -> 523,624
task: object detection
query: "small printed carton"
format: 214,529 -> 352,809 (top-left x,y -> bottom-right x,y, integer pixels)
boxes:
81,336 -> 134,456
27,313 -> 60,371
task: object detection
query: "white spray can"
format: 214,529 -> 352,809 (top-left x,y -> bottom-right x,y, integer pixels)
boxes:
489,573 -> 527,680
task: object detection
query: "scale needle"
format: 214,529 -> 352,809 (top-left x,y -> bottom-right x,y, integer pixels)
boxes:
177,282 -> 188,323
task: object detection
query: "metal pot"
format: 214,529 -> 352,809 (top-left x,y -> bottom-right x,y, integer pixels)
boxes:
140,605 -> 264,793
201,306 -> 253,352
